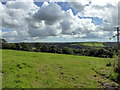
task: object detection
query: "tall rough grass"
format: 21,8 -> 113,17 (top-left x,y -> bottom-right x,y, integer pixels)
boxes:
111,54 -> 120,83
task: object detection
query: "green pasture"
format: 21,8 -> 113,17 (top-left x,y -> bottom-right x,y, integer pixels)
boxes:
2,49 -> 118,88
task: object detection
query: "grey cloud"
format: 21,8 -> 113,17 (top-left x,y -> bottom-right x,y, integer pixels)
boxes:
92,4 -> 115,10
69,2 -> 84,12
33,3 -> 63,25
60,20 -> 73,34
28,25 -> 62,37
2,31 -> 18,38
6,1 -> 37,11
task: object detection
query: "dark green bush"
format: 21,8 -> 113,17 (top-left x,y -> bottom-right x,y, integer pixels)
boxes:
62,47 -> 74,55
109,73 -> 119,82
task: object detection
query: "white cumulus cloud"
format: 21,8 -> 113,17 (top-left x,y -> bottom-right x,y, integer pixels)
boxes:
1,0 -> 119,42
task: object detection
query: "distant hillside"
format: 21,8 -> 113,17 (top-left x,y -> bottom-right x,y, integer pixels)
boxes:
103,42 -> 117,47
39,42 -> 117,49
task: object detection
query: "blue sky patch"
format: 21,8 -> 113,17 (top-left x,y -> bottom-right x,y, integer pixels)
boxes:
79,16 -> 103,25
34,2 -> 43,7
1,29 -> 14,32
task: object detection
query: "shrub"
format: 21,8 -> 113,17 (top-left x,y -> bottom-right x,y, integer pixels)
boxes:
109,73 -> 119,82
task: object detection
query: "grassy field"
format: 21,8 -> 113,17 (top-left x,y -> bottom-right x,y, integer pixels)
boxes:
2,49 -> 118,88
70,42 -> 105,47
81,42 -> 105,47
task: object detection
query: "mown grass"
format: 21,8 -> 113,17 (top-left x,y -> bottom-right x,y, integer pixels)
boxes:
81,42 -> 105,47
70,42 -> 105,47
2,49 -> 117,88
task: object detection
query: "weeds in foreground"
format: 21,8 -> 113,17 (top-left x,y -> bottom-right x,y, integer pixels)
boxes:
105,56 -> 120,83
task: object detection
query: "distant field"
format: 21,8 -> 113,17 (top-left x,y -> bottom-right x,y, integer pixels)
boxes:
70,42 -> 105,47
2,49 -> 118,88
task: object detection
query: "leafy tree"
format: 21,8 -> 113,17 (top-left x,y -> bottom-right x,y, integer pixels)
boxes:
62,47 -> 74,55
49,46 -> 58,53
0,38 -> 7,43
15,43 -> 22,50
20,43 -> 32,51
56,48 -> 63,54
40,44 -> 49,52
34,43 -> 43,52
2,43 -> 16,49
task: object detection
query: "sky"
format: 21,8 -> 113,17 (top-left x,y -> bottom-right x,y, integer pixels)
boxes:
0,0 -> 120,42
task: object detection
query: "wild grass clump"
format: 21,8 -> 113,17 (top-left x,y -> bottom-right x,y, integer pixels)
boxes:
107,56 -> 120,83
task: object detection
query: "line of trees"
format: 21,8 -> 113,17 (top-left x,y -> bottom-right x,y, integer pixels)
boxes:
1,43 -> 116,58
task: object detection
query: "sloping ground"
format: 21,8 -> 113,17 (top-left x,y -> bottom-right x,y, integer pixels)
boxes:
103,42 -> 117,47
70,42 -> 105,47
2,49 -> 118,88
80,42 -> 105,47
